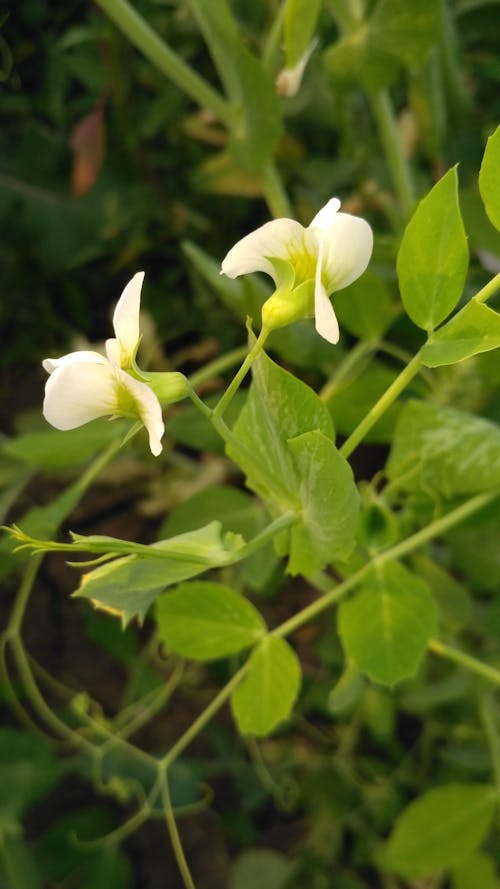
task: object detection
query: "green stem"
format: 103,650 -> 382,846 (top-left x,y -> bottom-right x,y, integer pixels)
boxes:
429,639 -> 500,691
94,0 -> 232,126
188,345 -> 248,388
340,352 -> 422,458
274,486 -> 500,640
162,665 -> 247,768
213,327 -> 270,419
261,163 -> 293,218
473,271 -> 500,305
369,89 -> 415,221
160,770 -> 197,889
239,511 -> 297,559
262,1 -> 286,72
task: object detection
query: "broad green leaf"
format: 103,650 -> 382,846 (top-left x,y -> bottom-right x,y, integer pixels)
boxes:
479,124 -> 500,231
323,28 -> 397,93
230,849 -> 294,889
452,851 -> 498,889
284,0 -> 322,68
1,420 -> 124,471
187,0 -> 282,172
447,499 -> 500,593
383,784 -> 497,878
333,271 -> 395,340
74,523 -> 244,624
421,301 -> 500,366
371,0 -> 442,69
0,729 -> 61,821
397,168 -> 468,331
387,400 -> 500,496
286,430 -> 359,575
155,580 -> 266,660
412,555 -> 472,631
231,636 -> 301,736
338,561 -> 437,685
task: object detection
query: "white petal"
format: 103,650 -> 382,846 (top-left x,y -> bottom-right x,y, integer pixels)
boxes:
43,361 -> 118,430
314,238 -> 339,344
117,369 -> 164,456
309,198 -> 341,231
221,219 -> 305,282
111,271 -> 144,361
320,212 -> 373,292
42,351 -> 107,375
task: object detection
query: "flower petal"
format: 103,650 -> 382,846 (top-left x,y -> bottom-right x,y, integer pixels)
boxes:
314,238 -> 340,344
43,351 -> 107,375
221,219 -> 305,283
43,361 -> 119,430
108,271 -> 144,365
320,212 -> 373,292
117,369 -> 164,456
309,197 -> 341,231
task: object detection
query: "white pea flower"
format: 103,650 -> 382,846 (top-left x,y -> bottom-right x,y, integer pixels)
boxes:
42,272 -> 165,456
221,198 -> 373,344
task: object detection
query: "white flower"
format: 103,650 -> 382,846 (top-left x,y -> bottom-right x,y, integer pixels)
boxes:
42,272 -> 165,456
221,198 -> 373,344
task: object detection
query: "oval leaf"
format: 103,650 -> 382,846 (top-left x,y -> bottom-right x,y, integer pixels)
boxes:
155,581 -> 266,661
479,124 -> 500,231
421,300 -> 500,367
384,784 -> 497,878
338,560 -> 437,685
397,167 -> 468,331
231,636 -> 301,736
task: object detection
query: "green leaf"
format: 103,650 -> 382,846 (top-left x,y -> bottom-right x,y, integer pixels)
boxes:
155,580 -> 266,660
323,27 -> 397,93
0,729 -> 61,821
187,0 -> 282,172
371,0 -> 442,70
338,561 -> 437,685
479,124 -> 500,231
397,168 -> 468,331
452,851 -> 498,889
334,271 -> 394,340
421,300 -> 500,366
447,499 -> 500,593
286,430 -> 359,575
1,421 -> 124,471
74,522 -> 244,624
0,832 -> 43,889
230,849 -> 294,889
284,0 -> 322,68
231,636 -> 301,736
387,400 -> 500,496
383,784 -> 497,878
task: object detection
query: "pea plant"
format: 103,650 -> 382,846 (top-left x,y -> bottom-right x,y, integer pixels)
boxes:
3,1 -> 500,887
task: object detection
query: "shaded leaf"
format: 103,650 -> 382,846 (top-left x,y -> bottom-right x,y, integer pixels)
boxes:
421,300 -> 500,366
231,636 -> 301,736
479,124 -> 500,231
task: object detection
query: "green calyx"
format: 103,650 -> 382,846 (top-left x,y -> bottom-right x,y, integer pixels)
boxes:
143,371 -> 189,404
261,278 -> 315,331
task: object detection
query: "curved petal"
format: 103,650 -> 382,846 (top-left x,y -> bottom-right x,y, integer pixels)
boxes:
42,351 -> 107,375
117,369 -> 164,456
309,197 -> 341,231
110,271 -> 144,364
43,361 -> 118,430
320,213 -> 373,293
314,239 -> 340,344
221,219 -> 305,282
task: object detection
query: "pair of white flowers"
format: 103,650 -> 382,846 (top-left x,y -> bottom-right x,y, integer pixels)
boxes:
43,199 -> 373,453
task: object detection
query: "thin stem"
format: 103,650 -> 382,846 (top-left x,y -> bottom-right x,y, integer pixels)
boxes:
213,327 -> 270,420
162,665 -> 247,768
160,769 -> 197,889
240,511 -> 297,559
7,553 -> 42,635
340,352 -> 422,458
473,271 -> 500,305
188,345 -> 248,388
429,639 -> 500,691
274,486 -> 500,640
369,89 -> 415,222
95,0 -> 232,126
261,163 -> 293,218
